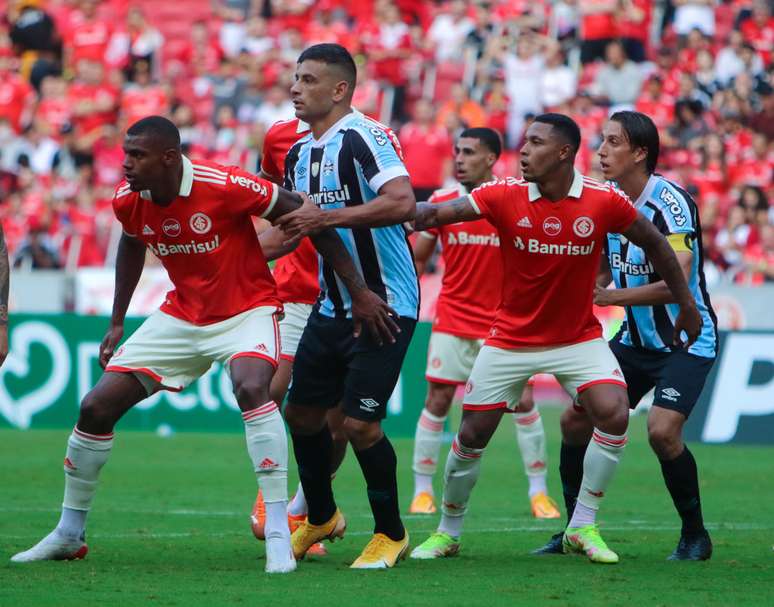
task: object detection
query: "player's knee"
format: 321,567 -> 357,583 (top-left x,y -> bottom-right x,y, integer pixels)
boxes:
457,415 -> 495,450
78,390 -> 117,432
560,407 -> 592,444
283,403 -> 325,435
232,377 -> 270,409
343,417 -> 382,450
647,421 -> 683,459
425,385 -> 454,417
585,387 -> 629,433
514,391 -> 535,413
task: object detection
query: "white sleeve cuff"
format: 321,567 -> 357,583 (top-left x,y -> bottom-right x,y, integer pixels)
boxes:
467,193 -> 482,215
369,166 -> 410,194
419,231 -> 437,240
260,183 -> 279,218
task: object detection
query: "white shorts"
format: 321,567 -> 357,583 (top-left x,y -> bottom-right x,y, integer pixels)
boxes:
106,306 -> 281,393
463,338 -> 626,411
425,331 -> 483,385
279,302 -> 314,361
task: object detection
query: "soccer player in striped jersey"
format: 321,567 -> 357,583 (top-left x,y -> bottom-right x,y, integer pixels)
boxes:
10,116 -> 396,573
409,127 -> 559,520
534,111 -> 716,560
409,113 -> 702,564
272,44 -> 418,569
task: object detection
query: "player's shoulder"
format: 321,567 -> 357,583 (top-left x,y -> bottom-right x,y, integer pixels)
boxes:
471,176 -> 527,194
344,112 -> 393,144
190,159 -> 232,189
647,175 -> 696,210
113,180 -> 133,201
266,117 -> 309,141
585,175 -> 633,205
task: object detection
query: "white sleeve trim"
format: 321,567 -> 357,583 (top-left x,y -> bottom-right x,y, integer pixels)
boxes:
260,183 -> 279,218
369,166 -> 410,194
467,193 -> 482,215
419,231 -> 437,240
123,229 -> 137,237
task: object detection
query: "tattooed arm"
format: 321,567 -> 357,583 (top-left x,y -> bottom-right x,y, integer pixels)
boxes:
0,223 -> 9,367
414,196 -> 481,231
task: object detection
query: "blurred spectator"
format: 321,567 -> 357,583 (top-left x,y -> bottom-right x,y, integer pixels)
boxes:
715,205 -> 754,269
578,0 -> 618,64
427,0 -> 474,63
590,40 -> 643,108
616,0 -> 651,63
436,83 -> 487,130
739,224 -> 774,284
673,0 -> 716,37
207,58 -> 247,122
0,51 -> 35,133
123,7 -> 164,77
636,75 -> 675,131
9,0 -> 61,84
121,60 -> 169,129
739,0 -> 773,65
67,59 -> 119,159
13,218 -> 61,269
499,34 -> 545,146
540,42 -> 577,110
737,185 -> 770,228
254,84 -> 294,130
399,98 -> 452,201
63,0 -> 118,70
243,17 -> 274,57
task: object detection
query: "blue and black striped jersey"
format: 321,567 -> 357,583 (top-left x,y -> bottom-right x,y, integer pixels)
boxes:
606,174 -> 717,358
284,110 -> 419,320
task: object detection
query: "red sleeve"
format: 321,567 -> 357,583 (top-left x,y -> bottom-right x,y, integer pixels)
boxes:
225,166 -> 278,218
606,187 -> 638,233
111,184 -> 136,236
468,179 -> 508,222
260,127 -> 281,181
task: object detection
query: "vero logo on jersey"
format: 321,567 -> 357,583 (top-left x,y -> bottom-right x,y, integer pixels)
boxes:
229,174 -> 269,196
659,188 -> 687,226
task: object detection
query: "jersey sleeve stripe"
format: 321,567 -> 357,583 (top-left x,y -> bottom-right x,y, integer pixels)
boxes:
191,164 -> 228,178
467,193 -> 482,215
193,176 -> 227,186
419,231 -> 437,240
369,165 -> 409,193
260,183 -> 279,218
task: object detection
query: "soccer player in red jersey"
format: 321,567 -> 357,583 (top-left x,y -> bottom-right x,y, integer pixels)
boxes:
410,113 -> 701,564
409,127 -> 559,520
10,116 -> 395,574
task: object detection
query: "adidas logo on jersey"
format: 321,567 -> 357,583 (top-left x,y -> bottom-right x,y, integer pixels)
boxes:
517,216 -> 532,228
142,225 -> 155,235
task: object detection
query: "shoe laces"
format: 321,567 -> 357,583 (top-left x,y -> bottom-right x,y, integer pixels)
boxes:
361,534 -> 393,558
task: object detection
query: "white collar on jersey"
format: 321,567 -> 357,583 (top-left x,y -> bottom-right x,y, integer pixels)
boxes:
633,174 -> 659,208
140,155 -> 194,201
297,119 -> 310,133
310,108 -> 359,147
527,168 -> 584,202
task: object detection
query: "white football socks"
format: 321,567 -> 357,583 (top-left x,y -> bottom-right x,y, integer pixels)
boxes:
58,427 -> 114,539
437,436 -> 484,539
287,482 -> 307,517
242,402 -> 289,540
513,408 -> 549,497
569,428 -> 627,528
412,408 -> 447,497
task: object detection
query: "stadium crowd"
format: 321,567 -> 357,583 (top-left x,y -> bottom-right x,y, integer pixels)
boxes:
0,0 -> 771,284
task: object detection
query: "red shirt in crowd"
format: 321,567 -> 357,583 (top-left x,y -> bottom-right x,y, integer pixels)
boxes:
0,74 -> 33,133
468,171 -> 637,348
422,184 -> 503,340
112,157 -> 281,325
121,85 -> 170,130
68,81 -> 119,136
399,122 -> 451,189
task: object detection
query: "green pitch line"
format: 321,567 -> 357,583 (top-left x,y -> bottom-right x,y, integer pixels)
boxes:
1,409 -> 773,607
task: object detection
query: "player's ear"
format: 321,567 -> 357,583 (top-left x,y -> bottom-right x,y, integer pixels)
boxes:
332,79 -> 350,103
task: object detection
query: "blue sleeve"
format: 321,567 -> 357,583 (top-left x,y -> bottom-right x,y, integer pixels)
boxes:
654,182 -> 696,235
348,125 -> 409,193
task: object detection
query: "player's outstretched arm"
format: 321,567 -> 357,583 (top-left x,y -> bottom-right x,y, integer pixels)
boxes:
100,233 -> 146,368
258,226 -> 299,262
621,214 -> 702,347
275,176 -> 416,242
268,190 -> 401,345
413,232 -> 438,276
0,223 -> 9,367
414,195 -> 480,232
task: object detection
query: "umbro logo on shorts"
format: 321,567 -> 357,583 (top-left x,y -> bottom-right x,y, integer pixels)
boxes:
517,216 -> 532,228
359,398 -> 380,412
661,387 -> 681,401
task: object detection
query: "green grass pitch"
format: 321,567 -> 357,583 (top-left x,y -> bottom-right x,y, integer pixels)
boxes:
2,407 -> 772,607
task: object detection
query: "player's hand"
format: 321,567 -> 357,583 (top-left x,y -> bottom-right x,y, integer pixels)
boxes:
276,192 -> 327,246
593,285 -> 617,307
0,325 -> 8,368
99,324 -> 124,369
673,303 -> 702,349
350,289 -> 401,346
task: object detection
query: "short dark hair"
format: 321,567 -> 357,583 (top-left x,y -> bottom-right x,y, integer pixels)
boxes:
533,113 -> 581,154
297,43 -> 357,89
126,115 -> 181,149
459,127 -> 502,159
610,110 -> 660,174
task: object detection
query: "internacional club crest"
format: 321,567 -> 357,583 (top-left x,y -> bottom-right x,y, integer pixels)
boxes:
189,212 -> 212,235
572,216 -> 595,237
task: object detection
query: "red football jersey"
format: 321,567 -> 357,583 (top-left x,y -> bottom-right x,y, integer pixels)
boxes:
469,171 -> 637,348
423,184 -> 502,339
112,157 -> 280,325
261,118 -> 320,305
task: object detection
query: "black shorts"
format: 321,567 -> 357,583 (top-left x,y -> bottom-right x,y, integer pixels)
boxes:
609,340 -> 715,417
287,309 -> 416,422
